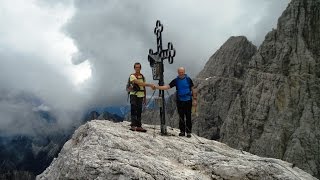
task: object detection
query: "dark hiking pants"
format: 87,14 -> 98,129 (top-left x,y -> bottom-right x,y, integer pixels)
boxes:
177,100 -> 192,133
130,95 -> 143,127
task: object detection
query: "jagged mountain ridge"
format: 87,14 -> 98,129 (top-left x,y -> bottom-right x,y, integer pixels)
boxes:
85,110 -> 123,122
86,105 -> 130,119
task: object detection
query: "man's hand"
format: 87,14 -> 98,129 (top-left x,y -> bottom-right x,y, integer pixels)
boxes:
192,99 -> 197,106
150,84 -> 156,90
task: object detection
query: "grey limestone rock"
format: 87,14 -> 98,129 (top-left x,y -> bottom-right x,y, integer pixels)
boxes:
37,120 -> 316,180
220,0 -> 320,178
193,36 -> 257,140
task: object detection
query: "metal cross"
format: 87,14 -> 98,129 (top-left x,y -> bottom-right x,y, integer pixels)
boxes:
148,20 -> 176,135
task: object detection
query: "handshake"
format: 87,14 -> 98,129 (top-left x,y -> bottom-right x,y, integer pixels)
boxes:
147,83 -> 168,91
149,84 -> 158,90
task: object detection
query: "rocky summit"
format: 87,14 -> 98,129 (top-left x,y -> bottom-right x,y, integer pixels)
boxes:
37,120 -> 316,180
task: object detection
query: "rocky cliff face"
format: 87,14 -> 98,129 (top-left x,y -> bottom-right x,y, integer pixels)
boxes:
141,0 -> 320,178
37,120 -> 316,180
219,0 -> 320,178
194,36 -> 257,140
140,94 -> 178,128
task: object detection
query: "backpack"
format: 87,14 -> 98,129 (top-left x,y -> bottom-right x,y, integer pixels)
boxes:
126,73 -> 146,99
175,75 -> 192,101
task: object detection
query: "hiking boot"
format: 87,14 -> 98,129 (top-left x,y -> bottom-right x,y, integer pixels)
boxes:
186,133 -> 191,138
129,126 -> 137,131
136,127 -> 147,132
178,132 -> 185,136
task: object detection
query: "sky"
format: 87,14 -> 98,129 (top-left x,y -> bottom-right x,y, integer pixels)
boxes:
0,0 -> 290,136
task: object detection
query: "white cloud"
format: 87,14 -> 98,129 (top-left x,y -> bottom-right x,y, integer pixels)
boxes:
32,104 -> 51,112
65,0 -> 290,105
0,0 -> 91,135
71,60 -> 92,85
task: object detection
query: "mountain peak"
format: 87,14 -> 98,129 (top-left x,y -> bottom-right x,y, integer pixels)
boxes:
197,36 -> 256,79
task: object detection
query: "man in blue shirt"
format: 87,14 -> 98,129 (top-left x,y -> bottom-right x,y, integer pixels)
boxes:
155,67 -> 197,138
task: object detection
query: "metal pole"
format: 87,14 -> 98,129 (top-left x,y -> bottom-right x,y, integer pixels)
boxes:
156,21 -> 167,135
159,61 -> 167,135
148,20 -> 175,135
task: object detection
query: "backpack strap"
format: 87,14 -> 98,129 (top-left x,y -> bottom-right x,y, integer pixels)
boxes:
132,73 -> 145,80
132,73 -> 146,96
128,74 -> 139,95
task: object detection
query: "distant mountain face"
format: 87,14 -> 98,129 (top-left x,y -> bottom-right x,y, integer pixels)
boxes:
84,103 -> 162,123
85,105 -> 130,122
0,132 -> 69,175
141,94 -> 177,126
84,110 -> 122,122
0,91 -> 76,177
0,170 -> 35,180
0,128 -> 70,178
105,106 -> 130,118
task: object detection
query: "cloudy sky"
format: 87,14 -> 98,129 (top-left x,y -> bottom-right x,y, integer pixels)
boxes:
0,0 -> 290,135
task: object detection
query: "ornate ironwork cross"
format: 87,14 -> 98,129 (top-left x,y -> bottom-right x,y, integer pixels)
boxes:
148,20 -> 176,135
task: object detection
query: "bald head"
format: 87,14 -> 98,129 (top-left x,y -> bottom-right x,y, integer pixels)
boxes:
177,67 -> 185,78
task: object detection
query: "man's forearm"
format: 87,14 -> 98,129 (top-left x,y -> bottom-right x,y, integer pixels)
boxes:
157,85 -> 170,90
135,81 -> 151,87
192,88 -> 197,99
144,83 -> 152,87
